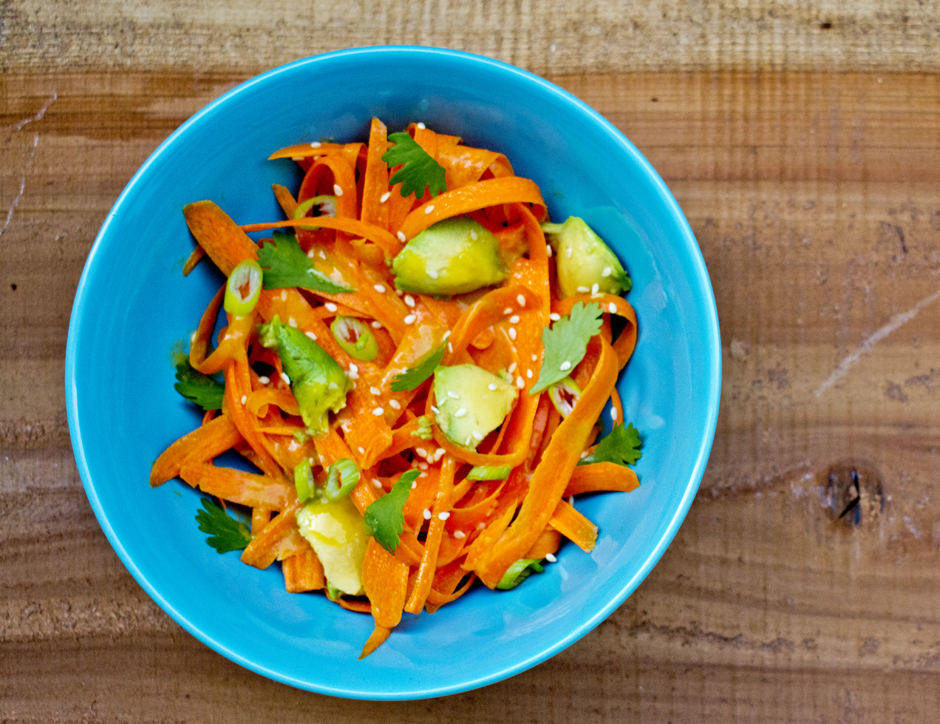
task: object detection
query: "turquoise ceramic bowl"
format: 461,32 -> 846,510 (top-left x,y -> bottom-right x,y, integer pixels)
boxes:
66,47 -> 720,699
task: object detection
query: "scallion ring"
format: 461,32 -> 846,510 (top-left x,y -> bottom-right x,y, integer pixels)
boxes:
293,195 -> 337,220
548,376 -> 581,419
224,259 -> 263,316
330,316 -> 379,361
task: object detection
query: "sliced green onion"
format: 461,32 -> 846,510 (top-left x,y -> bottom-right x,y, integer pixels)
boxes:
293,459 -> 314,503
467,465 -> 512,481
330,316 -> 379,361
224,259 -> 263,316
321,458 -> 360,502
548,376 -> 581,419
539,221 -> 565,235
293,195 -> 337,220
496,558 -> 544,590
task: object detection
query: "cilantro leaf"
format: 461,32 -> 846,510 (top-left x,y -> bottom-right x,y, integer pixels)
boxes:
257,230 -> 354,294
529,302 -> 604,394
174,359 -> 224,411
195,498 -> 252,553
390,343 -> 446,392
364,469 -> 421,553
382,132 -> 447,199
578,422 -> 643,467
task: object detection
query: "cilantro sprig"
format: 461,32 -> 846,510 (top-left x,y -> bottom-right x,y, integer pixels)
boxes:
364,469 -> 421,553
195,498 -> 252,553
174,359 -> 225,411
578,422 -> 643,467
257,230 -> 354,294
390,343 -> 446,392
382,132 -> 447,199
529,302 -> 604,394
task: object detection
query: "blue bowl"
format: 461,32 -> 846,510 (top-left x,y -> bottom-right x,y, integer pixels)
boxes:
65,47 -> 720,699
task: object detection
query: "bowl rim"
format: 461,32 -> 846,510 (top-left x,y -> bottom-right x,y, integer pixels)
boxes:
65,45 -> 721,699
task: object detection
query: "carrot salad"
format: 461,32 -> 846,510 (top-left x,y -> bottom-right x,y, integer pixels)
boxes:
151,118 -> 642,658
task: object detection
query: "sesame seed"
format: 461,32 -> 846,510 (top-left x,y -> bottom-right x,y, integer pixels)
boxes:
258,376 -> 270,385
438,511 -> 450,521
470,229 -> 478,240
591,283 -> 600,295
545,553 -> 557,563
454,530 -> 466,539
404,295 -> 415,307
423,508 -> 432,520
307,249 -> 316,259
602,266 -> 612,277
567,247 -> 573,258
447,390 -> 460,399
240,395 -> 247,405
380,191 -> 391,203
333,184 -> 343,196
305,331 -> 317,341
560,361 -> 572,371
443,331 -> 451,339
609,302 -> 618,314
503,307 -> 513,314
428,269 -> 439,279
455,407 -> 468,418
310,141 -> 321,148
348,363 -> 358,379
325,302 -> 338,312
580,451 -> 588,459
550,313 -> 561,321
508,362 -> 517,374
373,478 -> 384,489
531,354 -> 538,362
280,290 -> 288,300
288,440 -> 300,451
373,407 -> 384,416
448,342 -> 453,353
516,376 -> 524,388
471,431 -> 484,441
403,314 -> 416,324
417,122 -> 426,129
611,407 -> 619,421
358,446 -> 365,454
280,372 -> 291,385
397,231 -> 406,242
416,448 -> 428,458
509,315 -> 520,324
319,250 -> 326,259
370,386 -> 381,396
435,448 -> 445,458
431,406 -> 440,414
291,156 -> 302,162
488,383 -> 498,391
526,369 -> 533,379
396,289 -> 403,296
546,245 -> 553,257
374,283 -> 386,293
371,321 -> 382,329
418,462 -> 428,470
411,480 -> 418,489
389,399 -> 401,410
424,205 -> 435,214
508,327 -> 517,340
577,286 -> 589,293
517,295 -> 526,307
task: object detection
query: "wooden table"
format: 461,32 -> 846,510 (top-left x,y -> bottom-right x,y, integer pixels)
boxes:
3,2 -> 939,721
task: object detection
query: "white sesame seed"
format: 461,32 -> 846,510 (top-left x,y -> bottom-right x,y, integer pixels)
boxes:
374,478 -> 384,489
503,307 -> 513,314
560,361 -> 572,371
471,431 -> 484,441
418,462 -> 428,470
516,376 -> 524,388
442,331 -> 451,339
438,511 -> 450,521
580,451 -> 588,459
380,191 -> 391,203
240,395 -> 247,405
455,407 -> 468,418
372,321 -> 382,329
531,354 -> 538,362
403,314 -> 416,324
448,342 -> 453,353
291,156 -> 303,162
423,508 -> 432,520
470,229 -> 478,240
370,386 -> 381,396
258,375 -> 270,385
280,290 -> 288,300
567,247 -> 573,258
404,295 -> 415,307
416,448 -> 428,458
509,315 -> 520,324
310,141 -> 321,148
286,316 -> 296,327
447,390 -> 460,399
374,283 -> 386,293
609,302 -> 618,314
431,406 -> 440,414
417,122 -> 426,129
435,448 -> 445,458
396,288 -> 403,296
602,266 -> 612,277
288,440 -> 300,451
333,184 -> 343,196
424,205 -> 435,214
546,245 -> 553,257
319,250 -> 326,259
591,283 -> 600,295
577,286 -> 590,293
526,369 -> 533,379
280,372 -> 291,385
348,363 -> 358,379
411,480 -> 418,489
307,249 -> 316,259
389,399 -> 401,410
373,407 -> 384,416
305,331 -> 317,341
545,552 -> 557,563
508,327 -> 517,340
611,407 -> 618,421
508,362 -> 517,374
488,383 -> 498,391
428,269 -> 439,279
397,231 -> 406,242
454,530 -> 466,539
358,446 -> 366,454
550,313 -> 561,321
325,302 -> 338,312
517,295 -> 526,307
465,436 -> 473,446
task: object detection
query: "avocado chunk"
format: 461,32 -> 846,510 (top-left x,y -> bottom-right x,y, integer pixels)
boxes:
392,217 -> 508,295
259,315 -> 352,436
542,217 -> 631,298
296,495 -> 370,596
433,364 -> 518,449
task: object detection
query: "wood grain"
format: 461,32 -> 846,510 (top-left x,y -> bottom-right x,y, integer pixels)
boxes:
2,35 -> 940,724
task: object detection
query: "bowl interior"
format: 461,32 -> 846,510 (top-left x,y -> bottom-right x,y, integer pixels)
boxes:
66,47 -> 720,699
